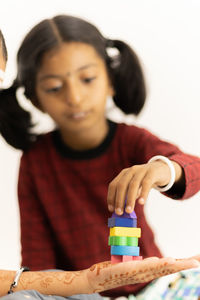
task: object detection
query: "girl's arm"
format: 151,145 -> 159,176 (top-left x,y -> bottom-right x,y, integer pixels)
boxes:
108,125 -> 200,215
0,269 -> 88,297
0,256 -> 199,297
18,154 -> 57,270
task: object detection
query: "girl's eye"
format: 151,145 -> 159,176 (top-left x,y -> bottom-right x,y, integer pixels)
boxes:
45,86 -> 62,93
82,77 -> 96,84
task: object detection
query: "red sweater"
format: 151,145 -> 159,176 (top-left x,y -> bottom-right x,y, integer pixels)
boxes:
18,121 -> 200,297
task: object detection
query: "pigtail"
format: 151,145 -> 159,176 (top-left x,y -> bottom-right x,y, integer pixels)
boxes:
106,39 -> 146,115
0,82 -> 36,150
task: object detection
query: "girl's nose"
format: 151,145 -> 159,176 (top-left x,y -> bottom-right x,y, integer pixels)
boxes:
65,84 -> 82,107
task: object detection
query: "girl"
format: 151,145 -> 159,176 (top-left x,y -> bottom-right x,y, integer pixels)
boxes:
0,25 -> 200,300
0,15 -> 200,297
1,27 -> 200,300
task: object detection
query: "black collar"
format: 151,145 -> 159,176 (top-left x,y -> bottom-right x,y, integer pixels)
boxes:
52,120 -> 117,160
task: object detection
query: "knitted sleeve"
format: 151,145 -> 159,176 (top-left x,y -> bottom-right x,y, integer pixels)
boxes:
18,152 -> 56,270
121,124 -> 200,200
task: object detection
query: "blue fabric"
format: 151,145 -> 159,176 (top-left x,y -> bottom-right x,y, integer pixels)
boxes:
0,290 -> 103,300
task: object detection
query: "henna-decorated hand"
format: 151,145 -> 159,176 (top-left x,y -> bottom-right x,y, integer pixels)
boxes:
86,256 -> 200,294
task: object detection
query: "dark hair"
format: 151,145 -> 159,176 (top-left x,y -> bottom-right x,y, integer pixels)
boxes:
0,15 -> 146,150
0,29 -> 8,61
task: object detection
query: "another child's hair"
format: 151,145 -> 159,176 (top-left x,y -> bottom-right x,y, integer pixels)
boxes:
0,15 -> 146,150
0,29 -> 8,61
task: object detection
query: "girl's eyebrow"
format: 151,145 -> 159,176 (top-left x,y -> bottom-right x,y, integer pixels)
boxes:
38,63 -> 97,82
77,63 -> 97,72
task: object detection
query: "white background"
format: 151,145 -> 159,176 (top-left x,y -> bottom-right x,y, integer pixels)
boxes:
0,0 -> 200,270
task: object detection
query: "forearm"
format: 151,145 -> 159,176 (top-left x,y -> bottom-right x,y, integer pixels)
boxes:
0,269 -> 90,297
169,152 -> 200,199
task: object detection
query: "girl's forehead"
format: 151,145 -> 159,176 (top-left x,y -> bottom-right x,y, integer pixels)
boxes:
41,42 -> 101,65
38,42 -> 104,75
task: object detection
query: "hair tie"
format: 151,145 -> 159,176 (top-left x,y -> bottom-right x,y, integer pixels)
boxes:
106,39 -> 114,48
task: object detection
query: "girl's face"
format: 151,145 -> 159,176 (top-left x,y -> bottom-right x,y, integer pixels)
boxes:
0,47 -> 6,87
36,42 -> 113,137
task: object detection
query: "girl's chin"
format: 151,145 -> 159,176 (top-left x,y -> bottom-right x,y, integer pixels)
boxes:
60,120 -> 95,133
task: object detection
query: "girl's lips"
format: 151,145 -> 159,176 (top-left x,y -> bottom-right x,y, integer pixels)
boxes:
68,110 -> 90,120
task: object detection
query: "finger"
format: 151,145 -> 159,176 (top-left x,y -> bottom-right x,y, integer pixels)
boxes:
154,258 -> 200,279
107,169 -> 128,212
114,170 -> 139,215
132,257 -> 200,284
137,174 -> 154,206
125,171 -> 147,213
136,186 -> 145,205
184,254 -> 200,262
136,186 -> 142,198
128,258 -> 172,283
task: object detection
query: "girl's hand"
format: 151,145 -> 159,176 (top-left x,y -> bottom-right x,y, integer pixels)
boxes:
107,160 -> 182,214
86,256 -> 200,294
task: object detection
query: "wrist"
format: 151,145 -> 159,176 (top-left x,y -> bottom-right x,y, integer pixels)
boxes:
85,267 -> 96,294
80,268 -> 93,294
8,266 -> 30,294
148,155 -> 176,192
